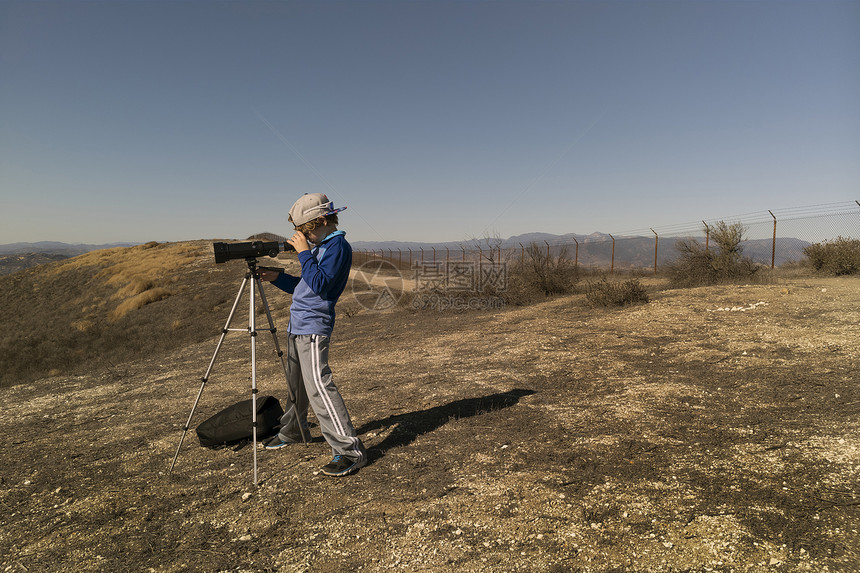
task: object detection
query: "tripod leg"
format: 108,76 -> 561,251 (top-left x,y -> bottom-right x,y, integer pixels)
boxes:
169,275 -> 249,475
250,273 -> 259,486
256,277 -> 310,445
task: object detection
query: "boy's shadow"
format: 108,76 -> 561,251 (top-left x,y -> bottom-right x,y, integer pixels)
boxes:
357,388 -> 535,464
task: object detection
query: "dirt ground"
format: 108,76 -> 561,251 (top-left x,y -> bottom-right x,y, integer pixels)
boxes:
1,274 -> 858,572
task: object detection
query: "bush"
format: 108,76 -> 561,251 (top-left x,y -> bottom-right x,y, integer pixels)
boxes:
503,242 -> 579,305
667,221 -> 761,288
585,278 -> 650,307
804,237 -> 860,276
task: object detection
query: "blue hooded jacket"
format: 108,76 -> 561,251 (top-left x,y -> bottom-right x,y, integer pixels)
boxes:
271,230 -> 352,336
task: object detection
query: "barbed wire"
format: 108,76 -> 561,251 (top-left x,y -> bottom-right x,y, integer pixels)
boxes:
613,201 -> 860,239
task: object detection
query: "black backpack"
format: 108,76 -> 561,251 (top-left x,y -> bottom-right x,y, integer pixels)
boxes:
196,395 -> 284,448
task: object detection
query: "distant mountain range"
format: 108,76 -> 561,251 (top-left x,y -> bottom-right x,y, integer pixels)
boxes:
350,232 -> 614,251
0,241 -> 139,256
0,242 -> 141,275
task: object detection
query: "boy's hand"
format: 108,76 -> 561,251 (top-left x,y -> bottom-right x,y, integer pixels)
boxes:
258,268 -> 281,282
287,231 -> 310,254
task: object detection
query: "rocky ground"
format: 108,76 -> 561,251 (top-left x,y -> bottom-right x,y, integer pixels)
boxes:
1,275 -> 858,572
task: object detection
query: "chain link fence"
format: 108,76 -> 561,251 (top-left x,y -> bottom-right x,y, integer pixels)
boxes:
354,201 -> 860,274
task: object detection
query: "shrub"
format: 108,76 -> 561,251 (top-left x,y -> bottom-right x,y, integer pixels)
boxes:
503,242 -> 579,305
585,278 -> 650,307
804,237 -> 860,276
667,221 -> 761,288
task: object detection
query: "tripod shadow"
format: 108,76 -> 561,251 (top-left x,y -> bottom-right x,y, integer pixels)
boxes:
357,388 -> 535,465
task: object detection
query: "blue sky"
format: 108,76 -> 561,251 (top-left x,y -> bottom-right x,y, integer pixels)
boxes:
1,0 -> 858,244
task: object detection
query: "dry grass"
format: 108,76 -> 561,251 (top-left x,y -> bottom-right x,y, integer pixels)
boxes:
0,271 -> 857,572
0,240 -> 298,387
110,287 -> 173,321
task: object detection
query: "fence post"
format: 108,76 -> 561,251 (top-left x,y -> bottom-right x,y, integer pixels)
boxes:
446,247 -> 450,265
544,240 -> 550,261
519,242 -> 524,263
651,228 -> 658,275
461,246 -> 466,262
609,234 -> 615,274
420,248 -> 424,263
703,222 -> 710,253
432,247 -> 436,264
408,248 -> 413,268
769,210 -> 777,269
573,237 -> 579,268
398,249 -> 402,269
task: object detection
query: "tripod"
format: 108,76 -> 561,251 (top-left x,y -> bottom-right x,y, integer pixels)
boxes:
169,257 -> 308,485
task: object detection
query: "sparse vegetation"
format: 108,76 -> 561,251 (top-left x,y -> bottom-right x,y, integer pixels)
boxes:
1,268 -> 858,571
585,277 -> 650,307
1,239 -> 859,571
504,242 -> 579,305
667,221 -> 761,288
804,236 -> 860,276
0,241 -> 299,388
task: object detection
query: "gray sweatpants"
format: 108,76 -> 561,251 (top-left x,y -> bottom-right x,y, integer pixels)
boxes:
278,333 -> 365,462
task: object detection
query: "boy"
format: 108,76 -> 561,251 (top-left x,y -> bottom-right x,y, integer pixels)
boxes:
258,193 -> 366,477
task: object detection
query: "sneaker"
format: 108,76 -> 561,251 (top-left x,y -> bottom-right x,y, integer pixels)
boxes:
263,436 -> 294,450
321,454 -> 367,477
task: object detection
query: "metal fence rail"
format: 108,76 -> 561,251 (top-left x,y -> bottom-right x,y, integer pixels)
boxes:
354,201 -> 860,274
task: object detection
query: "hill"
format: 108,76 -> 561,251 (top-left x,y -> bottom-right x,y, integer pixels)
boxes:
0,241 -> 141,275
0,241 -> 139,255
0,240 -> 302,388
0,242 -> 857,571
0,252 -> 72,276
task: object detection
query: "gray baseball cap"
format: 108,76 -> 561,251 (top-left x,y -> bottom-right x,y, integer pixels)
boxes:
288,193 -> 347,226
